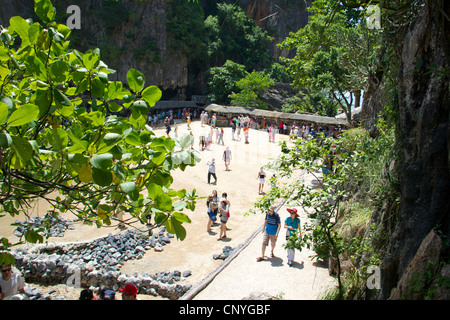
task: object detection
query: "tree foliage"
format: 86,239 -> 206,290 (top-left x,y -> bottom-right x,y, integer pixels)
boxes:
0,0 -> 201,265
230,71 -> 274,109
206,59 -> 248,104
204,3 -> 273,70
279,0 -> 383,124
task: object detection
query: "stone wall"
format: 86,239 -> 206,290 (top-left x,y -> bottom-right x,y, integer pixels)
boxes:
12,229 -> 193,300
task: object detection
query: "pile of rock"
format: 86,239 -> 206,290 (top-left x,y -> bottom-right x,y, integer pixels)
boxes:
213,245 -> 241,260
11,228 -> 192,299
14,216 -> 76,238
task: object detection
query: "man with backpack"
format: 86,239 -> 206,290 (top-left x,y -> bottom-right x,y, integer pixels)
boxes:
257,205 -> 281,261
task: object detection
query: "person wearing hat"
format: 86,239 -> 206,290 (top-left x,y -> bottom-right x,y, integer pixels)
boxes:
119,283 -> 138,300
285,208 -> 301,266
257,205 -> 281,261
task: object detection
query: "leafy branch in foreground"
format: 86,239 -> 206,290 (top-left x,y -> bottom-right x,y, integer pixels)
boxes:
0,0 -> 201,264
249,121 -> 396,297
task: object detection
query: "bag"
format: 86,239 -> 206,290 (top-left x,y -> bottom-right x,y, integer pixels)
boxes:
226,211 -> 230,218
208,209 -> 217,222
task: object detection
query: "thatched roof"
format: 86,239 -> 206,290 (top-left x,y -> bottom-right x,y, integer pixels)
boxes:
204,104 -> 253,115
154,101 -> 198,110
204,104 -> 349,126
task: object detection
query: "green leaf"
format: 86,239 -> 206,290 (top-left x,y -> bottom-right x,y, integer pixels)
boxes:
155,193 -> 173,212
91,77 -> 105,98
34,0 -> 56,23
129,113 -> 147,130
67,131 -> 88,153
0,101 -> 8,124
7,104 -> 39,127
0,65 -> 9,81
141,86 -> 162,107
173,211 -> 191,223
50,60 -> 69,83
0,47 -> 10,62
151,151 -> 166,166
92,167 -> 112,186
78,163 -> 93,183
106,81 -> 124,100
132,100 -> 150,115
90,153 -> 113,170
10,136 -> 33,169
178,134 -> 194,149
0,252 -> 16,266
9,16 -> 31,47
120,182 -> 136,194
83,49 -> 100,70
108,102 -> 123,113
0,132 -> 12,148
47,128 -> 68,151
126,69 -> 145,93
24,229 -> 44,244
171,217 -> 187,240
124,130 -> 141,146
103,133 -> 122,146
53,89 -> 73,117
84,110 -> 105,126
147,183 -> 163,201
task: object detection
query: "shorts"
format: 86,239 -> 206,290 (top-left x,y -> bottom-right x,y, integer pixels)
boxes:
258,178 -> 265,184
262,232 -> 277,247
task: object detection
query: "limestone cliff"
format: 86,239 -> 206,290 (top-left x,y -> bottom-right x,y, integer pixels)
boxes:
0,0 -> 310,99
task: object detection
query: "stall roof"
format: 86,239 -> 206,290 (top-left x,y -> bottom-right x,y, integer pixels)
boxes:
204,104 -> 253,115
154,101 -> 198,110
204,104 -> 349,126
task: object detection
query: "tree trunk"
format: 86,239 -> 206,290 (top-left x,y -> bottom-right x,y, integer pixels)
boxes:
380,0 -> 450,299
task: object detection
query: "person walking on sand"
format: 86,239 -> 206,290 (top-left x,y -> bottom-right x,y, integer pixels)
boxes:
223,147 -> 232,171
207,158 -> 217,184
217,198 -> 230,240
257,205 -> 281,261
186,115 -> 191,130
243,124 -> 249,144
285,208 -> 301,266
206,191 -> 219,232
217,128 -> 224,145
257,167 -> 266,194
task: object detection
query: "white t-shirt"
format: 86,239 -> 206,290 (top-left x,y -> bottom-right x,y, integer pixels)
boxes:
0,273 -> 25,298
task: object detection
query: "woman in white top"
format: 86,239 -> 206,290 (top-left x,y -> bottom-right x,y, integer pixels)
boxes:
257,167 -> 266,195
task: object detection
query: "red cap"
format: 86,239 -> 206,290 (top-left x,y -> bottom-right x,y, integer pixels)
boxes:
287,208 -> 299,217
119,283 -> 138,296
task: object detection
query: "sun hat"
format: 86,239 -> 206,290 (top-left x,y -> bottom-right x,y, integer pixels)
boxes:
119,283 -> 138,296
287,208 -> 299,217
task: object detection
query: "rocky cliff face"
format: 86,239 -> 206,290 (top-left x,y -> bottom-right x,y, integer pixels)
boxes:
238,0 -> 312,59
379,1 -> 450,299
0,0 -> 310,99
0,0 -> 188,99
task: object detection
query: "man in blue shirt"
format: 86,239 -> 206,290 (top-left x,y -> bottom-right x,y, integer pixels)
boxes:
257,205 -> 281,261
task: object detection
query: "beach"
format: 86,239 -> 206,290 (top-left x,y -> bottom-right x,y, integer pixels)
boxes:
1,119 -> 334,300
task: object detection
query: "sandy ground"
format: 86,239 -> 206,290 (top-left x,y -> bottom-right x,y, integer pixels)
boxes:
0,119 -> 335,300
